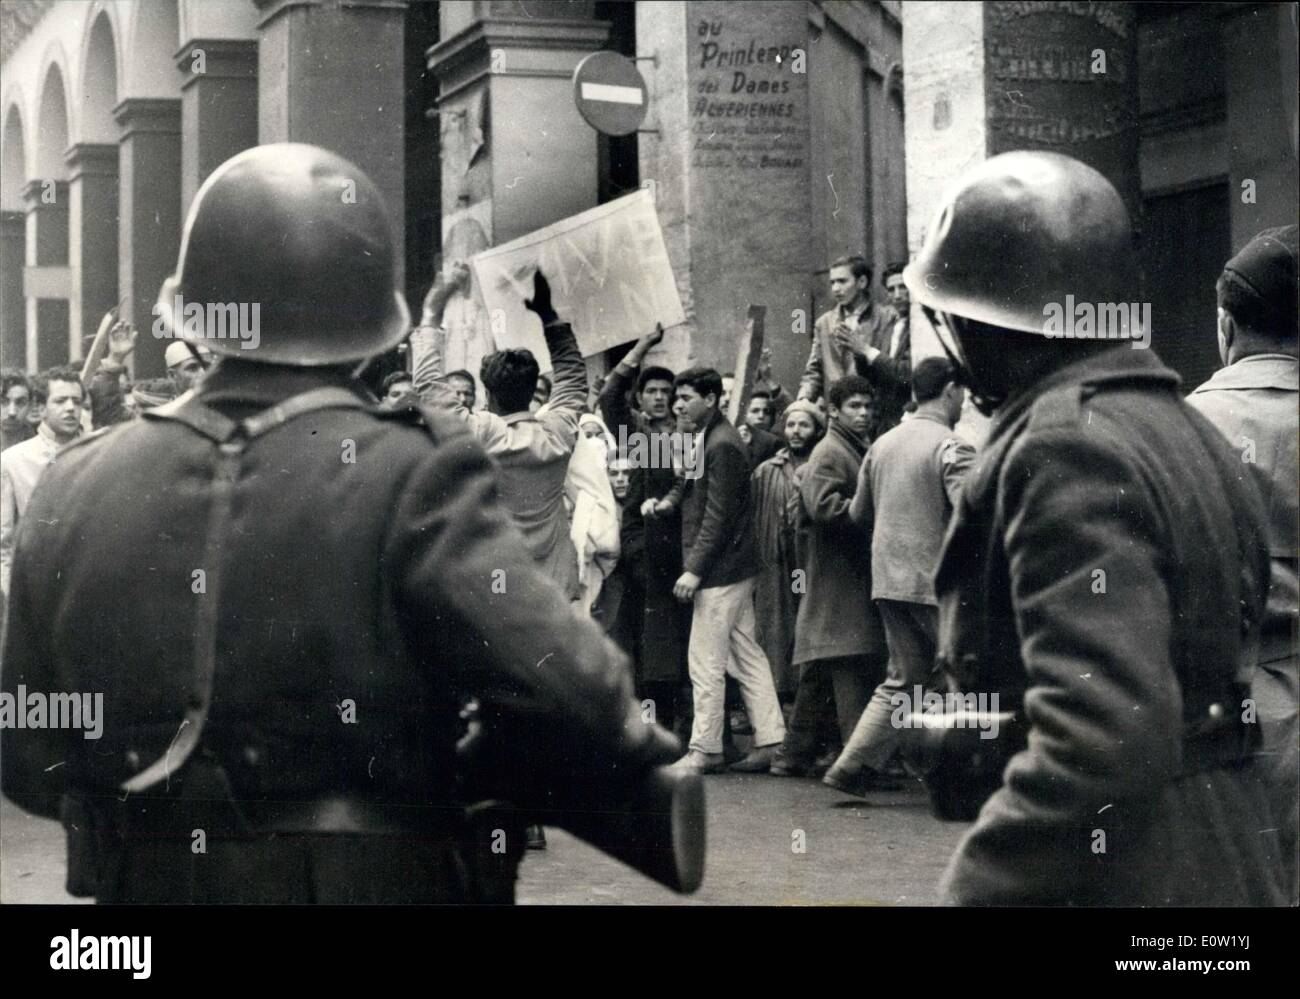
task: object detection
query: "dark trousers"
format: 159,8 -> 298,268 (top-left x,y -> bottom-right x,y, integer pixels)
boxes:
781,655 -> 878,762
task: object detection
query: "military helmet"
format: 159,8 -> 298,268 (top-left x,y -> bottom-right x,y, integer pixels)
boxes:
156,143 -> 410,366
904,151 -> 1136,336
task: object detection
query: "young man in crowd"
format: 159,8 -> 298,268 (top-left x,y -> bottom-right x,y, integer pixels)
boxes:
779,375 -> 892,783
798,256 -> 896,398
822,358 -> 974,795
737,389 -> 783,469
1,366 -> 85,598
380,370 -> 416,408
752,399 -> 826,723
667,367 -> 786,774
1,371 -> 34,451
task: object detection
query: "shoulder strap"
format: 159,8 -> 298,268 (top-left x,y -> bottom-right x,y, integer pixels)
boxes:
143,385 -> 370,443
121,384 -> 371,795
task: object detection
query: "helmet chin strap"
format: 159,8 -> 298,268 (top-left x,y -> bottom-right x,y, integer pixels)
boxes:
923,307 -> 1004,417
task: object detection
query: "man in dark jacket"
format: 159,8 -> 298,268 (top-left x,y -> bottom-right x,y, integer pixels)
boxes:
0,144 -> 678,904
905,150 -> 1284,905
777,375 -> 890,781
666,366 -> 786,774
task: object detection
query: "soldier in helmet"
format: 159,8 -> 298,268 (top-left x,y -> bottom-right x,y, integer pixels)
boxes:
0,144 -> 679,903
903,151 -> 1285,905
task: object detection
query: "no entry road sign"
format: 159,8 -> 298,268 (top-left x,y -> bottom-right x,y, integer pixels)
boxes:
573,51 -> 648,136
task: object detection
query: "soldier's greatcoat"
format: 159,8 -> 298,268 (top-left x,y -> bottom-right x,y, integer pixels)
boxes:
1,363 -> 675,903
934,346 -> 1285,906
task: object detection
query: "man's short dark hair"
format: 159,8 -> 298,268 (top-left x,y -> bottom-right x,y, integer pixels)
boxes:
830,254 -> 872,284
747,389 -> 772,405
2,369 -> 30,398
674,366 -> 723,403
480,349 -> 539,413
33,365 -> 83,398
827,374 -> 873,409
381,370 -> 414,394
881,261 -> 906,287
912,357 -> 956,403
1217,270 -> 1291,340
637,365 -> 675,395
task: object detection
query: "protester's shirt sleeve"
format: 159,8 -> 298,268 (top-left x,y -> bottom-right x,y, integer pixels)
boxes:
598,361 -> 638,436
938,436 -> 977,508
410,324 -> 445,402
538,321 -> 585,457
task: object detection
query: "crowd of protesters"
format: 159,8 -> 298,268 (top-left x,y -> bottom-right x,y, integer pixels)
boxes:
2,229 -> 1295,893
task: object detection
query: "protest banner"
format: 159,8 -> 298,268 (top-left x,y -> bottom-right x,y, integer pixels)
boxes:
470,189 -> 686,369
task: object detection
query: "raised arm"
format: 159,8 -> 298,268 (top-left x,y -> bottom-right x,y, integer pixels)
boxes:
599,324 -> 664,434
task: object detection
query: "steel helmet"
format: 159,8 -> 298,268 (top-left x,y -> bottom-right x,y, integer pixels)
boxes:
156,143 -> 410,366
904,151 -> 1136,336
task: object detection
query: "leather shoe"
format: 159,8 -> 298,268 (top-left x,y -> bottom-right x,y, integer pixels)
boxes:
822,763 -> 903,797
729,744 -> 778,773
671,749 -> 726,774
813,747 -> 841,770
770,750 -> 821,777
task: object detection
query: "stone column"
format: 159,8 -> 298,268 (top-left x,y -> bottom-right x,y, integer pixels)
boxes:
177,39 -> 259,216
638,0 -> 813,379
1,211 -> 28,370
22,179 -> 70,370
115,99 -> 182,378
66,143 -> 119,361
428,6 -> 609,250
902,1 -> 1140,358
256,0 -> 407,284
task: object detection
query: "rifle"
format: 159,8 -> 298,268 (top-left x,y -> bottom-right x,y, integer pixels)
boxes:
456,711 -> 706,894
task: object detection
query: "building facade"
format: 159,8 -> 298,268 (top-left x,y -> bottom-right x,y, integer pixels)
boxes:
0,1 -> 1295,392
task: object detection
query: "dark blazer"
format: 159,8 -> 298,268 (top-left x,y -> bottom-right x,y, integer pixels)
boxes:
1,364 -> 676,902
934,346 -> 1284,906
679,407 -> 759,588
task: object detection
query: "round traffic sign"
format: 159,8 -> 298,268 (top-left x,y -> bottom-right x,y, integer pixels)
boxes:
573,51 -> 648,137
